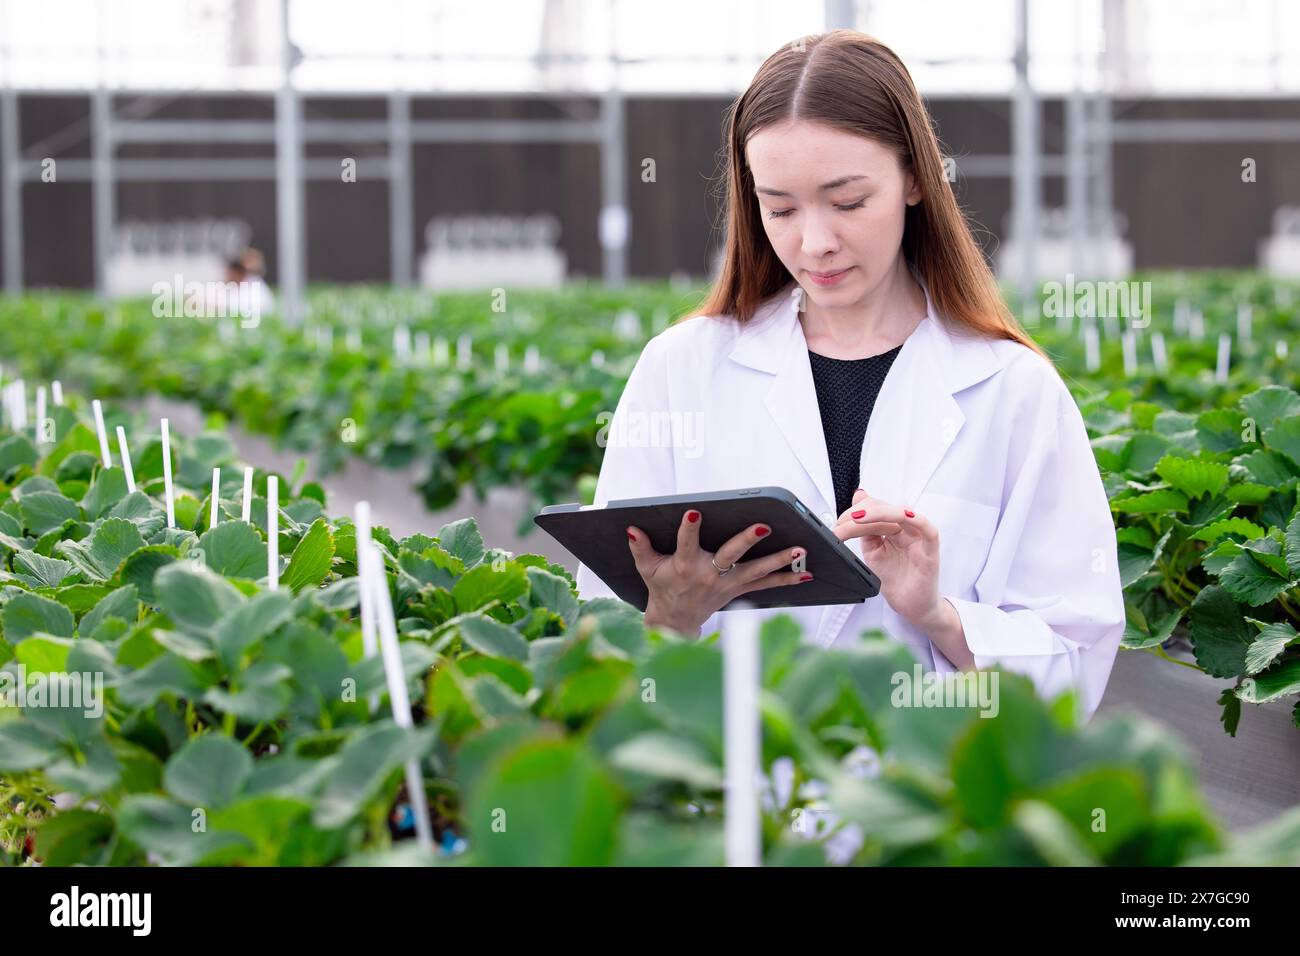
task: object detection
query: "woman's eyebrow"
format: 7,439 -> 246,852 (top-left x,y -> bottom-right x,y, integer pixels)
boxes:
755,175 -> 868,197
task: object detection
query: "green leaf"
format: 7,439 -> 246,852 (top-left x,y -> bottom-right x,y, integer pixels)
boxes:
1263,416 -> 1300,468
1192,517 -> 1265,544
214,590 -> 294,671
2,590 -> 75,641
1195,408 -> 1250,453
282,517 -> 335,593
153,561 -> 245,634
607,730 -> 723,789
524,567 -> 580,626
1241,385 -> 1300,431
19,491 -> 81,536
437,518 -> 485,567
1111,489 -> 1189,514
1244,622 -> 1300,675
80,584 -> 140,638
195,521 -> 265,578
204,661 -> 294,722
115,653 -> 214,709
1154,455 -> 1229,499
14,634 -> 75,673
1286,511 -> 1300,578
311,721 -> 437,829
457,614 -> 530,661
119,545 -> 180,603
1117,543 -> 1154,588
11,550 -> 78,588
1218,551 -> 1293,607
0,434 -> 38,477
56,517 -> 146,582
1189,585 -> 1255,678
35,809 -> 115,866
164,734 -> 253,809
1237,658 -> 1300,704
80,466 -> 128,519
465,736 -> 620,866
452,563 -> 528,613
0,720 -> 62,770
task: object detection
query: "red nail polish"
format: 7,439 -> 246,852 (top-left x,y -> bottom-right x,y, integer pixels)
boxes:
791,548 -> 804,558
627,531 -> 636,541
851,509 -> 865,519
686,510 -> 700,523
800,573 -> 813,581
755,526 -> 769,537
904,509 -> 915,518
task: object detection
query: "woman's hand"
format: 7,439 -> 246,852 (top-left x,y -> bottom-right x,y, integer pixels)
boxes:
626,508 -> 812,637
831,488 -> 945,632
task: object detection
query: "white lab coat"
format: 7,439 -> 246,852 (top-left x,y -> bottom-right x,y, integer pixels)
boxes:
574,275 -> 1124,721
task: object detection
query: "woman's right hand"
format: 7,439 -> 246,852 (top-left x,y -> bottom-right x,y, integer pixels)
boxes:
626,509 -> 813,637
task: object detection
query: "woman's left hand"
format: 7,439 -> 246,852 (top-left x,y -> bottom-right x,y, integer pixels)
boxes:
831,488 -> 945,631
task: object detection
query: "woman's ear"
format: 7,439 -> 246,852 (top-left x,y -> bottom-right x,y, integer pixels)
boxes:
904,168 -> 923,206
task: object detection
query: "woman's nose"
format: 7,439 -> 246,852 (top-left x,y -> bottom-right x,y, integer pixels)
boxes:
800,211 -> 840,258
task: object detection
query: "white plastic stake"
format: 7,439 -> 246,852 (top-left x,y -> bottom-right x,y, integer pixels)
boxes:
1101,313 -> 1119,342
241,466 -> 254,522
1277,339 -> 1289,361
456,334 -> 472,370
494,343 -> 508,373
1237,303 -> 1253,342
91,400 -> 112,467
432,336 -> 449,367
1173,298 -> 1189,335
524,344 -> 540,373
413,331 -> 430,364
51,380 -> 63,406
160,418 -> 175,528
362,534 -> 434,852
267,475 -> 279,590
724,603 -> 760,867
1151,331 -> 1169,372
116,426 -> 136,493
353,501 -> 382,714
1189,309 -> 1205,342
1121,331 -> 1137,377
12,379 -> 25,430
393,325 -> 411,363
1215,333 -> 1231,384
591,349 -> 605,369
34,386 -> 46,445
210,468 -> 221,529
346,328 -> 362,352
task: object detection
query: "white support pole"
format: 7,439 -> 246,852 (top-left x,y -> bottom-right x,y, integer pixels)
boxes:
92,399 -> 112,467
724,602 -> 761,867
115,425 -> 135,492
275,0 -> 304,324
210,467 -> 221,529
352,502 -> 382,703
267,474 -> 279,589
160,418 -> 175,528
241,465 -> 254,522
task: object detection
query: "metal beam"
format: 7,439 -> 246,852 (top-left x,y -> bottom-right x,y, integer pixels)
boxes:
1105,118 -> 1300,141
1,90 -> 21,293
599,88 -> 627,286
1065,89 -> 1090,277
275,0 -> 303,324
18,157 -> 392,181
388,92 -> 412,287
1010,0 -> 1040,318
91,88 -> 113,298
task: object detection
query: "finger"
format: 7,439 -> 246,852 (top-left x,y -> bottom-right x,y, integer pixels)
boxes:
832,519 -> 902,542
832,487 -> 871,525
625,525 -> 662,575
676,507 -> 702,556
737,568 -> 815,595
715,522 -> 771,568
734,545 -> 807,584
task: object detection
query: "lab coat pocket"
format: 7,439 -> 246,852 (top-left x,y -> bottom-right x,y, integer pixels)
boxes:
916,491 -> 1000,598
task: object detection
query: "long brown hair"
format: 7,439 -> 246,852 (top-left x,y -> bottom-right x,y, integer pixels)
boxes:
689,29 -> 1047,361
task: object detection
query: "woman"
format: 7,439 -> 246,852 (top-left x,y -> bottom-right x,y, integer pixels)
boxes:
574,30 -> 1124,721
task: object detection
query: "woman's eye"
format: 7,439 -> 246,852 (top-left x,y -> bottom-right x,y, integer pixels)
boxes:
767,209 -> 794,220
835,199 -> 866,211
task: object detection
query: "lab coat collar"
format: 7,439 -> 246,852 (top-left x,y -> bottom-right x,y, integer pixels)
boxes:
727,270 -> 1004,523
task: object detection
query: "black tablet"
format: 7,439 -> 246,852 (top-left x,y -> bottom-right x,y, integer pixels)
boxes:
535,486 -> 881,612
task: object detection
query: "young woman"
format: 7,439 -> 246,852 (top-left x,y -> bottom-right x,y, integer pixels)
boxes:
575,30 -> 1124,720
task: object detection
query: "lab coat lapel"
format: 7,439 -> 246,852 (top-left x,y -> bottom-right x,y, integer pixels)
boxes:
729,284 -> 839,521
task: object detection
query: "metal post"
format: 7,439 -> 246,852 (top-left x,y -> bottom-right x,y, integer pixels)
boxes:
1011,0 -> 1040,323
599,88 -> 627,286
388,91 -> 412,288
91,88 -> 113,299
275,0 -> 304,323
1,90 -> 21,293
1065,88 -> 1089,278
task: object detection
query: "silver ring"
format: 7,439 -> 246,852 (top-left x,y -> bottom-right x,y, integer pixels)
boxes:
711,555 -> 737,576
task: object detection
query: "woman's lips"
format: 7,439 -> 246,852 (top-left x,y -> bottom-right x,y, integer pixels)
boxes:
807,267 -> 852,286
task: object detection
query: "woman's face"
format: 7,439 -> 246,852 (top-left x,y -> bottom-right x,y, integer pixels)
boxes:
745,119 -> 921,306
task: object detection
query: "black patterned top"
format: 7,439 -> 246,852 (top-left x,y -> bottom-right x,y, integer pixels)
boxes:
807,344 -> 904,517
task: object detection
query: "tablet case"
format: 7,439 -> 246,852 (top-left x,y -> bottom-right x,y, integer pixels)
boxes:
534,486 -> 880,612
